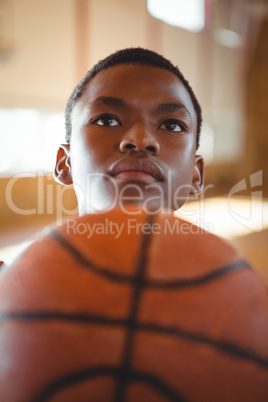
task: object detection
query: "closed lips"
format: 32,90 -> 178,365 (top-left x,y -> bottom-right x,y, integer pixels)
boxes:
109,158 -> 164,181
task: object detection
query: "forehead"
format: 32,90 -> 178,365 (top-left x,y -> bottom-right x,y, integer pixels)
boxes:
77,64 -> 196,123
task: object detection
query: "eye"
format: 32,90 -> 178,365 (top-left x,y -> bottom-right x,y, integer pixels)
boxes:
92,114 -> 121,127
159,119 -> 184,132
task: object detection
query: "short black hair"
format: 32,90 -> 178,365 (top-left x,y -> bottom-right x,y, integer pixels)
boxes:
65,47 -> 202,148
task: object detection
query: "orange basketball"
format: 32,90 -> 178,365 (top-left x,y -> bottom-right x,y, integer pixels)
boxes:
0,209 -> 268,402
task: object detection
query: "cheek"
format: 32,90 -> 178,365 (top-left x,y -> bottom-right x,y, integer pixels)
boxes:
70,129 -> 98,170
166,140 -> 196,192
166,136 -> 196,170
73,124 -> 116,166
70,139 -> 93,190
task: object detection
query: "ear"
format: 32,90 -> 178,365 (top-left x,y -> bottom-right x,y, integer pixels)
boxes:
190,155 -> 204,195
54,144 -> 73,185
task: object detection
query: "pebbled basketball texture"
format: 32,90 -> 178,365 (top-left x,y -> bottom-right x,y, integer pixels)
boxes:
0,209 -> 268,402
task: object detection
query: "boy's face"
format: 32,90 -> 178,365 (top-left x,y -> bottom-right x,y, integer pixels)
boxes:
56,64 -> 204,214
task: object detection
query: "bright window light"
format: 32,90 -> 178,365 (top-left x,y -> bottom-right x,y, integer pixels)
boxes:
147,0 -> 205,32
214,28 -> 243,49
0,109 -> 65,176
176,196 -> 268,239
198,123 -> 214,165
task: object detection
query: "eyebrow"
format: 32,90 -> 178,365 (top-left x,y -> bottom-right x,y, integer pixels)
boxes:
89,96 -> 127,108
89,96 -> 191,118
155,102 -> 191,117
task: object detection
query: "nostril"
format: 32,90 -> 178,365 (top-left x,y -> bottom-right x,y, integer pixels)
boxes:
146,146 -> 155,153
120,140 -> 159,155
125,144 -> 136,150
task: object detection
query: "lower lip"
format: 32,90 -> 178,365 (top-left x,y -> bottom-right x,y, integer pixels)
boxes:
113,170 -> 157,182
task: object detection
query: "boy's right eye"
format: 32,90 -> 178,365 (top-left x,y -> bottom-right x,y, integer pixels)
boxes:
92,114 -> 121,127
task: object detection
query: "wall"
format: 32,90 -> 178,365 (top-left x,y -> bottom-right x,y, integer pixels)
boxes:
0,0 -> 75,110
0,0 -> 249,138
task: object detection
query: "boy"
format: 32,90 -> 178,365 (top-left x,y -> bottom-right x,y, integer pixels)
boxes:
0,48 -> 203,267
54,47 -> 204,214
1,48 -> 268,402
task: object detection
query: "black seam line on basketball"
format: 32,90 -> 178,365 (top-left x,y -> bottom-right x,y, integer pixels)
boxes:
149,260 -> 252,288
2,311 -> 268,370
48,229 -> 251,288
49,229 -> 134,283
30,366 -> 186,402
114,213 -> 155,402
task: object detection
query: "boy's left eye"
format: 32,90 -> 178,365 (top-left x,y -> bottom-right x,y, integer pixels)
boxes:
159,120 -> 184,132
93,114 -> 120,127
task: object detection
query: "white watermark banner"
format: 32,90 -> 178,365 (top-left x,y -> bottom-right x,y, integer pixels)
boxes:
4,170 -> 267,237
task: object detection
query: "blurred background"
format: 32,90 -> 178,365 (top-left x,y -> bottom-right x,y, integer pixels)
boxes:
0,0 -> 267,281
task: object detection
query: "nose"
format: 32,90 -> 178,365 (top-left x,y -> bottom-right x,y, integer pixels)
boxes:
119,125 -> 160,155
